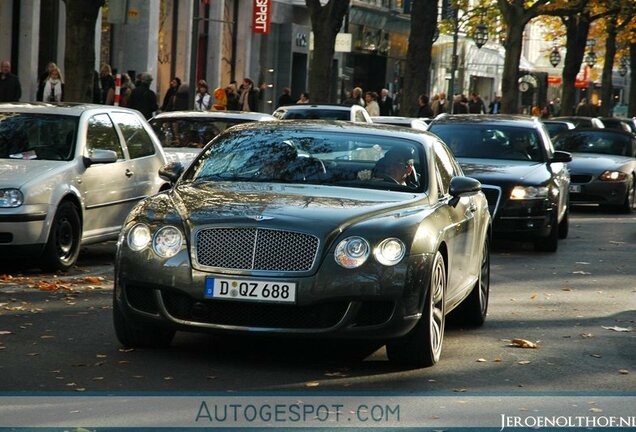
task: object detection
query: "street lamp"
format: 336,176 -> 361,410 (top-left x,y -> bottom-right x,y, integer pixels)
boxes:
549,47 -> 561,67
472,22 -> 489,49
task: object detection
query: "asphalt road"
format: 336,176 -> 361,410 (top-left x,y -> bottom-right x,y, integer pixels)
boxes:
0,207 -> 634,394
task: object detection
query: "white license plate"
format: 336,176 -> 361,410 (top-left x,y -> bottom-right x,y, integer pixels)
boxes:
569,184 -> 581,193
204,277 -> 296,303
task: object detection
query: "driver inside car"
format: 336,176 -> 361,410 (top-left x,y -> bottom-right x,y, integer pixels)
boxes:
372,146 -> 419,187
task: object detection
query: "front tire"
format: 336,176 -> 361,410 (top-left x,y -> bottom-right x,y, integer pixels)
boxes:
558,207 -> 569,239
387,251 -> 446,368
40,201 -> 81,272
620,175 -> 634,214
534,211 -> 558,252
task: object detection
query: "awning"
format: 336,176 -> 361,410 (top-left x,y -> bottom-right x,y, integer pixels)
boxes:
349,6 -> 411,35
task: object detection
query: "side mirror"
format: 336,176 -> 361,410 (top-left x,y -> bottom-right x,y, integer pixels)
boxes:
83,149 -> 118,167
449,176 -> 481,207
551,150 -> 572,163
158,162 -> 185,184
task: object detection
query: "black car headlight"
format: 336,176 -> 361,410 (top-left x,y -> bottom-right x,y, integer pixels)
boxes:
335,236 -> 370,269
127,223 -> 152,251
510,186 -> 549,200
0,188 -> 23,208
599,170 -> 627,181
374,238 -> 406,266
152,226 -> 183,258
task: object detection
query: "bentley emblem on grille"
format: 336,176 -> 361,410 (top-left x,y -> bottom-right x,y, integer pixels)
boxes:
247,215 -> 274,221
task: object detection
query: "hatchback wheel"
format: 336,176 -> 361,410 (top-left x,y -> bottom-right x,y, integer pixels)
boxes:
40,201 -> 81,272
387,251 -> 445,368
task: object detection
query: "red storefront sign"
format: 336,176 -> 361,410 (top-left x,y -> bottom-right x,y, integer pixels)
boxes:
574,80 -> 589,88
252,0 -> 271,34
547,76 -> 562,85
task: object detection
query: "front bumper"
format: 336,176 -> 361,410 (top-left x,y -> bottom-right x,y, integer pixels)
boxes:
569,180 -> 629,206
0,209 -> 49,256
114,247 -> 434,340
492,199 -> 555,240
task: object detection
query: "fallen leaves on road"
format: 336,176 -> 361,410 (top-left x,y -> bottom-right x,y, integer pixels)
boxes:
572,271 -> 591,275
0,274 -> 110,292
305,381 -> 320,387
0,331 -> 12,335
619,369 -> 629,375
517,360 -> 531,365
476,358 -> 487,362
510,338 -> 538,349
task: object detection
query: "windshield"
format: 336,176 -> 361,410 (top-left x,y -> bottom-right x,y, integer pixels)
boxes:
0,113 -> 78,161
184,128 -> 426,192
429,124 -> 544,162
150,118 -> 256,149
553,131 -> 630,156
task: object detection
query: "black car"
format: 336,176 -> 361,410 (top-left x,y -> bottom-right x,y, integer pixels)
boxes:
552,116 -> 605,129
429,114 -> 571,252
114,121 -> 491,368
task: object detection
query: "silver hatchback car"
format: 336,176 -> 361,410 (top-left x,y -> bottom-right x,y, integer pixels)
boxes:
0,103 -> 168,271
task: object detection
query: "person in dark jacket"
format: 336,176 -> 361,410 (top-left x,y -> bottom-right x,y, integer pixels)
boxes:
417,94 -> 433,118
238,78 -> 259,111
0,60 -> 22,102
126,72 -> 158,119
378,88 -> 394,116
277,87 -> 294,108
160,77 -> 181,112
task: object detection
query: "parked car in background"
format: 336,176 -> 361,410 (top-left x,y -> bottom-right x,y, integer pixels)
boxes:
272,104 -> 373,123
597,117 -> 636,135
428,114 -> 571,252
552,128 -> 636,212
149,110 -> 275,165
542,119 -> 576,139
0,102 -> 168,271
371,116 -> 429,131
552,116 -> 605,129
114,121 -> 491,368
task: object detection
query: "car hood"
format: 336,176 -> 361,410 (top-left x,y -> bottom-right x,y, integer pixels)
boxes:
567,153 -> 632,174
169,181 -> 424,238
0,159 -> 65,187
458,159 -> 547,185
163,148 -> 200,165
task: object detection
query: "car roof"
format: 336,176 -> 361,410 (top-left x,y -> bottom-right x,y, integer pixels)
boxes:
0,102 -> 138,116
275,104 -> 360,111
150,110 -> 276,121
555,127 -> 634,137
430,113 -> 540,128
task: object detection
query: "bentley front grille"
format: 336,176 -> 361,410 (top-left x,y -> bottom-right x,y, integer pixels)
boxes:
195,227 -> 319,272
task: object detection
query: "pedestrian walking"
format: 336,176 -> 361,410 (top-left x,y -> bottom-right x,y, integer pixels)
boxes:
126,72 -> 158,119
345,87 -> 365,107
211,87 -> 227,111
297,92 -> 310,104
160,77 -> 181,112
378,89 -> 394,116
417,94 -> 433,118
99,64 -> 115,105
0,60 -> 22,102
364,91 -> 380,116
119,73 -> 134,107
194,80 -> 211,111
431,92 -> 448,116
468,93 -> 486,114
36,62 -> 58,101
238,78 -> 258,112
226,81 -> 240,110
43,65 -> 64,102
488,96 -> 502,114
277,87 -> 294,108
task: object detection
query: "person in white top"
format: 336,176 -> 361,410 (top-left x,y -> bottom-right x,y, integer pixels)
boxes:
194,80 -> 211,111
364,91 -> 380,116
43,66 -> 64,102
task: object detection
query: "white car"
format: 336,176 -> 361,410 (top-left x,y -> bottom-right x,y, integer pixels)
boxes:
149,110 -> 276,166
272,104 -> 373,123
371,116 -> 429,131
0,102 -> 168,271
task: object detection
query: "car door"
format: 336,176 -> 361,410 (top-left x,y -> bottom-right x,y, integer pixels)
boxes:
433,140 -> 477,299
110,111 -> 165,200
79,112 -> 138,241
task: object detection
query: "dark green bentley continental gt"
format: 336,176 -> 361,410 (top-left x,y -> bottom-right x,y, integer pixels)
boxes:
113,121 -> 491,368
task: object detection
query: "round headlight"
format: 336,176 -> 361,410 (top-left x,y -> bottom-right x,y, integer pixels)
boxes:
334,236 -> 370,269
374,238 -> 406,266
127,223 -> 151,252
153,226 -> 183,258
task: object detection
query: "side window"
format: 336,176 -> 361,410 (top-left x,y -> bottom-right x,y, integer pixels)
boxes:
433,140 -> 456,197
111,112 -> 156,159
86,114 -> 124,159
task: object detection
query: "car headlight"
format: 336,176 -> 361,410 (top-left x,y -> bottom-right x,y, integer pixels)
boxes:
510,186 -> 549,200
335,236 -> 370,269
0,189 -> 23,208
153,226 -> 183,258
599,170 -> 627,181
127,223 -> 151,251
374,238 -> 406,266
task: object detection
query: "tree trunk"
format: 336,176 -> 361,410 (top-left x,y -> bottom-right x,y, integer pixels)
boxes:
500,18 -> 525,114
306,0 -> 350,104
599,17 -> 617,117
629,42 -> 636,117
401,0 -> 437,117
560,14 -> 590,116
63,0 -> 104,103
